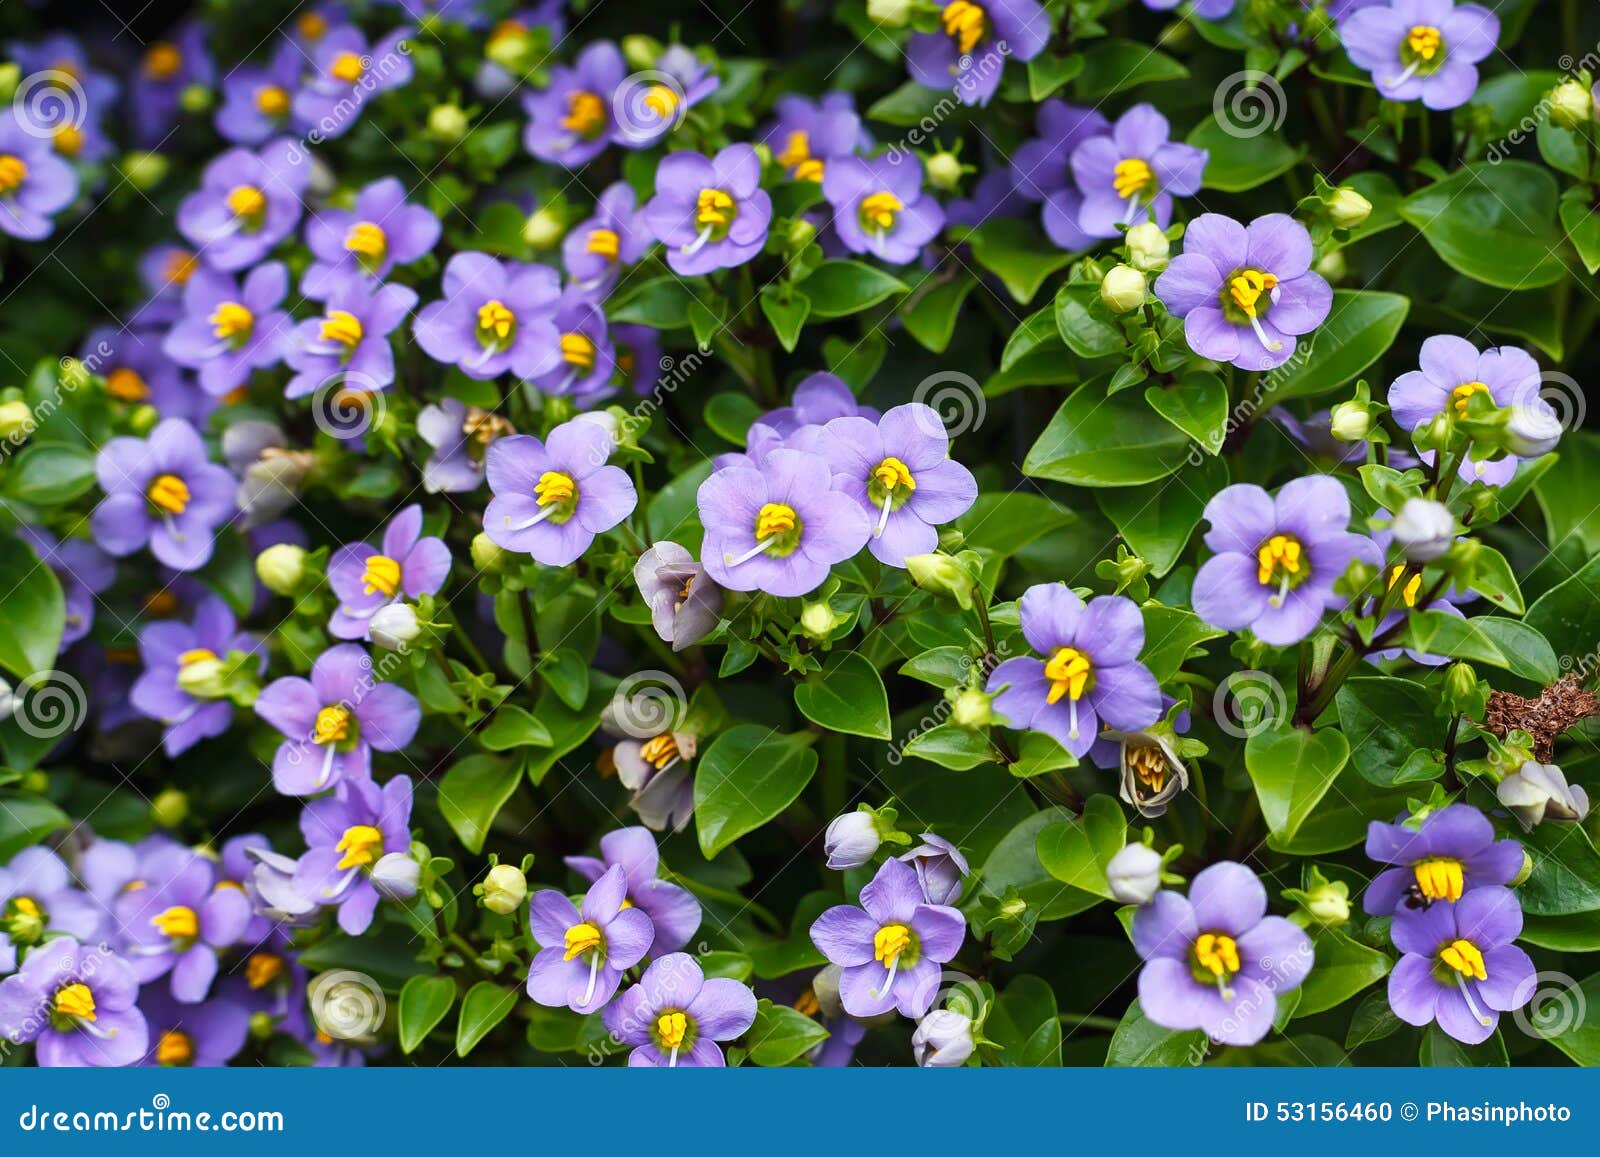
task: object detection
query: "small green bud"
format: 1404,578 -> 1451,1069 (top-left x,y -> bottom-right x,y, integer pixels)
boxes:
128,404 -> 161,435
1326,186 -> 1372,229
866,0 -> 913,27
176,656 -> 228,699
620,35 -> 661,71
0,64 -> 20,103
481,863 -> 528,914
427,103 -> 470,142
905,551 -> 978,608
58,357 -> 91,392
800,600 -> 850,642
471,532 -> 509,573
522,207 -> 566,249
121,151 -> 170,191
925,151 -> 964,192
1549,80 -> 1593,129
249,1011 -> 276,1040
151,788 -> 190,829
1510,848 -> 1534,887
1443,661 -> 1486,718
256,543 -> 307,596
0,400 -> 35,442
1124,222 -> 1170,272
786,217 -> 817,249
1301,880 -> 1351,927
486,28 -> 533,73
950,687 -> 995,731
1328,399 -> 1371,442
179,82 -> 212,114
1099,264 -> 1147,314
1314,249 -> 1348,282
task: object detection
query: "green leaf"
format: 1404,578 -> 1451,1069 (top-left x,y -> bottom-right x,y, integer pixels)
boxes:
1001,307 -> 1062,371
1420,1024 -> 1507,1067
901,275 -> 976,354
1294,931 -> 1391,1016
0,536 -> 65,678
899,646 -> 974,690
1518,821 -> 1600,917
703,392 -> 764,446
1054,283 -> 1124,358
1145,373 -> 1227,452
1519,912 -> 1600,951
987,975 -> 1062,1066
538,647 -> 590,711
902,722 -> 995,771
1024,386 -> 1191,487
1036,795 -> 1127,899
1526,971 -> 1600,1065
1526,553 -> 1600,653
1344,990 -> 1406,1050
963,219 -> 1075,305
956,492 -> 1075,556
1027,52 -> 1084,101
438,754 -> 522,854
1398,162 -> 1569,289
746,999 -> 828,1066
478,703 -> 554,751
1186,115 -> 1305,192
525,681 -> 612,786
1535,433 -> 1600,553
801,260 -> 908,318
1105,998 -> 1207,1066
456,982 -> 519,1058
607,276 -> 699,328
1009,731 -> 1078,779
1264,290 -> 1410,401
759,286 -> 810,352
298,929 -> 430,989
0,793 -> 69,860
1075,39 -> 1188,99
866,80 -> 957,127
3,442 -> 97,505
1335,677 -> 1446,788
1138,605 -> 1227,684
1244,725 -> 1350,844
398,975 -> 456,1054
1400,611 -> 1557,683
1465,545 -> 1524,614
1561,194 -> 1600,275
794,650 -> 890,740
694,726 -> 819,857
1099,459 -> 1227,578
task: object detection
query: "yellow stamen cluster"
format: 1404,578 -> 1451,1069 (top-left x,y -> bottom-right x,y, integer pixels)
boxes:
362,554 -> 401,597
585,228 -> 620,261
144,43 -> 182,80
1407,25 -> 1442,61
255,85 -> 290,117
561,91 -> 605,136
1194,932 -> 1241,978
0,155 -> 26,194
860,191 -> 903,231
106,368 -> 151,402
756,503 -> 797,539
335,825 -> 384,870
12,897 -> 41,918
53,126 -> 82,158
1228,269 -> 1279,318
178,648 -> 217,667
477,300 -> 516,343
314,704 -> 351,745
226,184 -> 266,219
1450,380 -> 1488,416
157,1030 -> 194,1066
1414,858 -> 1465,902
246,953 -> 285,989
639,734 -> 679,770
642,85 -> 680,121
1256,534 -> 1302,586
166,251 -> 199,286
330,52 -> 365,83
345,221 -> 388,260
319,309 -> 364,348
873,457 -> 916,493
1388,565 -> 1423,608
298,12 -> 328,41
1439,938 -> 1487,980
874,923 -> 912,967
151,905 -> 199,940
462,408 -> 512,446
695,188 -> 735,228
657,1011 -> 688,1050
209,301 -> 255,341
561,333 -> 596,370
147,474 -> 191,515
1129,745 -> 1168,792
941,0 -> 987,54
1113,158 -> 1152,199
54,983 -> 97,1021
1043,647 -> 1092,705
535,471 -> 576,507
564,922 -> 602,960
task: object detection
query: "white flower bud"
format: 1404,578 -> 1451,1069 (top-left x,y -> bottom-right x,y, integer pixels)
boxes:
1328,399 -> 1372,442
427,103 -> 470,142
522,207 -> 566,249
370,603 -> 421,650
256,543 -> 306,596
1124,222 -> 1169,272
1503,403 -> 1563,458
1497,761 -> 1590,831
1389,497 -> 1456,563
176,656 -> 227,699
1549,80 -> 1593,129
1106,842 -> 1162,906
1303,882 -> 1351,927
371,853 -> 420,901
1327,186 -> 1372,229
1100,264 -> 1146,314
0,400 -> 35,442
824,811 -> 881,870
912,1009 -> 975,1067
482,863 -> 528,914
925,151 -> 963,192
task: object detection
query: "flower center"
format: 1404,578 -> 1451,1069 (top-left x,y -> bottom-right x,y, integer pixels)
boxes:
1255,533 -> 1304,607
1114,158 -> 1153,200
314,704 -> 352,745
656,1010 -> 688,1050
778,130 -> 820,180
536,470 -> 576,508
147,473 -> 190,515
941,0 -> 987,54
255,84 -> 290,116
362,554 -> 401,597
1043,646 -> 1093,705
298,12 -> 327,40
1227,269 -> 1279,319
345,221 -> 388,269
564,921 -> 603,961
476,300 -> 517,349
145,42 -> 182,80
157,1030 -> 194,1066
643,84 -> 679,121
0,155 -> 26,195
1388,565 -> 1422,608
246,952 -> 285,989
151,905 -> 199,941
1413,857 -> 1464,902
726,502 -> 804,565
585,228 -> 620,261
335,825 -> 384,870
165,250 -> 199,285
639,733 -> 680,770
561,90 -> 605,137
1129,744 -> 1167,792
53,125 -> 82,158
695,188 -> 736,230
560,333 -> 596,370
1450,380 -> 1488,416
1406,25 -> 1442,63
210,301 -> 255,343
874,923 -> 913,967
54,983 -> 97,1022
860,190 -> 903,233
1438,938 -> 1486,980
319,309 -> 364,349
330,52 -> 365,83
106,367 -> 151,402
1192,932 -> 1241,988
226,184 -> 266,221
1,896 -> 44,941
179,648 -> 217,667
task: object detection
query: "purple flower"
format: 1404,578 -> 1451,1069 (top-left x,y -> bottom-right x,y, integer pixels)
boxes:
760,93 -> 871,184
529,286 -> 616,402
163,260 -> 293,397
1388,335 -> 1542,486
302,177 -> 441,299
291,26 -> 414,138
1,848 -> 100,974
633,541 -> 723,652
92,418 -> 237,572
809,858 -> 966,1018
522,41 -> 625,167
16,526 -> 113,649
1340,0 -> 1499,111
0,111 -> 79,240
327,504 -> 450,640
1388,886 -> 1533,1044
947,166 -> 1028,228
905,0 -> 1050,106
416,398 -> 513,493
699,448 -> 872,597
8,35 -> 120,113
601,695 -> 698,833
822,153 -> 945,265
138,982 -> 252,1067
818,403 -> 977,566
611,324 -> 663,397
603,952 -> 757,1066
986,584 -> 1162,758
1191,477 -> 1380,646
1133,862 -> 1312,1045
113,846 -> 253,1002
136,244 -> 201,326
900,834 -> 970,905
644,144 -> 772,276
286,277 -> 417,398
82,325 -> 199,421
294,776 -> 415,935
484,418 -> 636,566
1156,213 -> 1333,371
1070,104 -> 1206,239
565,826 -> 702,956
1362,803 -> 1523,916
130,595 -> 260,757
1010,100 -> 1110,248
1142,0 -> 1234,15
129,24 -> 214,147
612,44 -> 719,149
0,939 -> 148,1067
563,182 -> 651,294
176,140 -> 309,272
526,864 -> 654,1014
413,252 -> 562,380
762,372 -> 880,437
215,40 -> 302,144
254,643 -> 422,796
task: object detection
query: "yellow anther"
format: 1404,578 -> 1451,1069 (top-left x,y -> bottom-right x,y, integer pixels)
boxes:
156,1030 -> 194,1066
585,228 -> 620,261
330,52 -> 365,83
794,989 -> 820,1017
12,897 -> 41,918
564,922 -> 602,960
147,474 -> 191,515
255,85 -> 290,116
298,12 -> 328,40
361,554 -> 401,597
319,309 -> 364,348
560,333 -> 596,370
1451,380 -> 1488,416
1256,534 -> 1303,585
1414,858 -> 1465,902
165,250 -> 199,286
106,368 -> 151,402
0,155 -> 29,194
54,983 -> 97,1022
642,85 -> 679,121
345,221 -> 388,260
1043,647 -> 1092,706
1194,932 -> 1241,978
226,184 -> 266,219
477,300 -> 516,342
1439,938 -> 1487,981
695,187 -> 735,228
794,158 -> 825,182
535,471 -> 576,507
1228,269 -> 1279,318
462,407 -> 511,445
657,1011 -> 688,1049
53,125 -> 82,158
209,301 -> 255,341
860,190 -> 903,231
1114,157 -> 1153,199
639,734 -> 680,770
490,19 -> 529,47
178,648 -> 218,667
941,0 -> 988,54
334,825 -> 384,870
1407,25 -> 1442,61
314,704 -> 351,745
144,42 -> 182,80
1387,565 -> 1423,608
778,131 -> 812,170
151,905 -> 199,940
873,456 -> 916,493
245,953 -> 286,989
874,923 -> 912,967
1129,745 -> 1168,791
561,90 -> 605,136
755,502 -> 797,539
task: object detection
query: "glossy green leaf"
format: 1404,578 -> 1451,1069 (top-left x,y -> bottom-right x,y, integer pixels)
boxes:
1244,725 -> 1350,844
794,650 -> 890,740
398,975 -> 456,1054
695,726 -> 819,857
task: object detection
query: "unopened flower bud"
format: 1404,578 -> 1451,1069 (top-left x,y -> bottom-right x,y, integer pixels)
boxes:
370,603 -> 421,651
620,36 -> 660,71
179,82 -> 212,114
824,811 -> 881,870
1502,403 -> 1563,458
1550,80 -> 1593,129
1511,848 -> 1534,887
121,150 -> 169,190
1327,186 -> 1372,229
371,853 -> 420,901
0,64 -> 20,104
1315,250 -> 1348,282
522,207 -> 566,249
1106,842 -> 1162,906
912,1009 -> 975,1067
0,400 -> 34,442
950,687 -> 995,730
427,103 -> 470,142
1328,399 -> 1372,443
866,0 -> 913,27
1302,881 -> 1351,927
1100,264 -> 1146,314
256,543 -> 307,596
150,788 -> 189,829
812,964 -> 846,1019
58,358 -> 91,392
800,600 -> 850,641
471,532 -> 509,573
249,1011 -> 276,1039
905,552 -> 977,607
786,217 -> 817,249
481,863 -> 528,914
1497,761 -> 1591,832
176,656 -> 227,699
1390,497 -> 1455,563
486,27 -> 532,73
1124,221 -> 1169,272
925,151 -> 964,192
